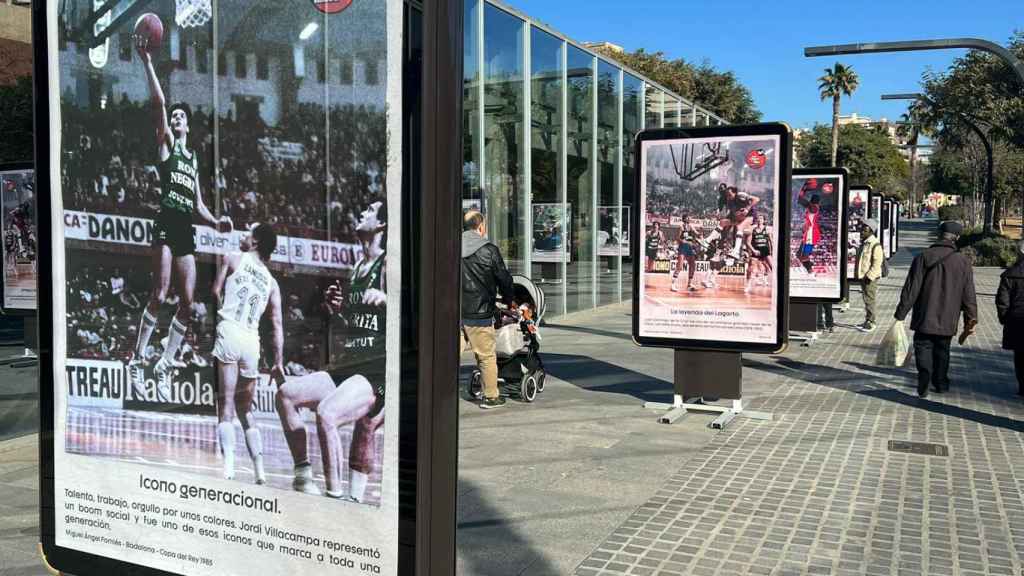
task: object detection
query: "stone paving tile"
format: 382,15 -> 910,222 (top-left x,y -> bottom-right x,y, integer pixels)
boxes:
574,222 -> 1024,575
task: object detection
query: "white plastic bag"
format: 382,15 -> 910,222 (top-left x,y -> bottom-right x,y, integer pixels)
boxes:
494,323 -> 525,357
876,320 -> 910,367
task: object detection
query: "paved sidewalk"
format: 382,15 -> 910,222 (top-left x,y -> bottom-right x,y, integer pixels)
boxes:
573,220 -> 1024,576
4,219 -> 1024,576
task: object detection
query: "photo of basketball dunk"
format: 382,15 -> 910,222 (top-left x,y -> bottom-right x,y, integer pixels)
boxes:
637,133 -> 784,347
788,174 -> 844,301
0,169 -> 37,310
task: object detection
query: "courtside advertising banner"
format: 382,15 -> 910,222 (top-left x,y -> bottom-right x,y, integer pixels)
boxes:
41,1 -> 403,575
634,124 -> 792,353
847,186 -> 870,281
789,168 -> 847,303
0,166 -> 37,310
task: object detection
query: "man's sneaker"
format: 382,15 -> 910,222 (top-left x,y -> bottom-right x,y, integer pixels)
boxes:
127,358 -> 146,400
858,322 -> 876,333
293,474 -> 322,495
480,396 -> 507,410
153,356 -> 174,402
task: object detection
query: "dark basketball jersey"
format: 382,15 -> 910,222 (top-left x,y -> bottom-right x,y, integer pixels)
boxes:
646,232 -> 661,253
342,254 -> 386,396
751,227 -> 770,256
157,140 -> 199,223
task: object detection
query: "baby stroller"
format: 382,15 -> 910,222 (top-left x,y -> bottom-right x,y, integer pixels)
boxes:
466,275 -> 546,402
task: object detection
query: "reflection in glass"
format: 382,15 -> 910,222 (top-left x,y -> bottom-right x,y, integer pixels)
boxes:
482,4 -> 525,273
663,96 -> 680,128
622,73 -> 643,303
597,60 -> 620,306
463,0 -> 481,203
566,46 -> 594,313
645,85 -> 663,129
529,27 -> 565,316
679,100 -> 694,127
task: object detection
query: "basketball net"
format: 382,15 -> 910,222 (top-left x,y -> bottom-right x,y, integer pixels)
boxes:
175,0 -> 212,28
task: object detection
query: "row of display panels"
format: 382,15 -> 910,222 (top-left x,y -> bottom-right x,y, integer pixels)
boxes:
631,124 -> 904,355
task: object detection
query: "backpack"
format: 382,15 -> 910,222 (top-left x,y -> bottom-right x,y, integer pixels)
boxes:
874,243 -> 889,279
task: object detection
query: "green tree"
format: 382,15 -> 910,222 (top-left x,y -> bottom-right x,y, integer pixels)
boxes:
0,76 -> 33,163
817,63 -> 860,167
798,123 -> 909,197
592,47 -> 761,124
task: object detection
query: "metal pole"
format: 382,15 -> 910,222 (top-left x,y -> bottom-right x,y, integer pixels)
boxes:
806,38 -> 1024,89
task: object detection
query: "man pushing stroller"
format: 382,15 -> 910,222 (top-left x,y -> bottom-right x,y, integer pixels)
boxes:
461,210 -> 515,409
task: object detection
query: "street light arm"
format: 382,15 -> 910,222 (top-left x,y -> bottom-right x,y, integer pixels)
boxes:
806,38 -> 1024,87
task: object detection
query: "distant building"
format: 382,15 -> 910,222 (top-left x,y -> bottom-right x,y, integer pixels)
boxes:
0,0 -> 32,84
837,112 -> 915,159
583,41 -> 624,54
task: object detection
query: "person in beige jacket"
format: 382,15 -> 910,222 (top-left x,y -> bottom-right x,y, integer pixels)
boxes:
855,219 -> 884,332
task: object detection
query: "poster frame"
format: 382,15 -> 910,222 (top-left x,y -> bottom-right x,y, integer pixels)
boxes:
847,185 -> 872,285
631,123 -> 792,354
881,198 -> 894,259
34,1 -> 459,575
0,161 -> 36,315
789,167 -> 848,305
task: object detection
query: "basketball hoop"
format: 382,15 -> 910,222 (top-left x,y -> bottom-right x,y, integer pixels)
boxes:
175,0 -> 211,28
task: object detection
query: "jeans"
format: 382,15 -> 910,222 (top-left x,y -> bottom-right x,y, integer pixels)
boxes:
913,333 -> 952,394
818,304 -> 834,329
463,325 -> 499,400
862,279 -> 878,324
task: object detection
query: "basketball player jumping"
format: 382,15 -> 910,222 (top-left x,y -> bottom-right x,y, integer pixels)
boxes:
796,181 -> 822,278
211,223 -> 283,484
128,34 -> 231,400
275,201 -> 387,500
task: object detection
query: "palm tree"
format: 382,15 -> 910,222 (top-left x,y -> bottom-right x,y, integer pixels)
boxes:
818,63 -> 860,167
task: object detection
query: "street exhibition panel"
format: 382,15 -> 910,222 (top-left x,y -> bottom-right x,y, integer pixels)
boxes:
39,0 -> 404,574
789,168 -> 847,303
634,124 -> 791,353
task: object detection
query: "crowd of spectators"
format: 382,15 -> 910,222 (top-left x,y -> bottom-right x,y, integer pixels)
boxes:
60,97 -> 386,244
65,255 -> 331,376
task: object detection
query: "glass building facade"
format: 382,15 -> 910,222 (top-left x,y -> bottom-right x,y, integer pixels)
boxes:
463,0 -> 726,318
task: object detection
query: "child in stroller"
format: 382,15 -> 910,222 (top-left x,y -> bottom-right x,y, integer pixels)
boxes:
466,275 -> 546,403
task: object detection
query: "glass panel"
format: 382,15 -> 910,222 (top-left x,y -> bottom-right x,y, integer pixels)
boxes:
463,0 -> 481,204
679,100 -> 694,127
566,46 -> 594,312
622,73 -> 643,303
696,110 -> 708,126
644,84 -> 663,128
529,28 -> 565,317
597,61 -> 620,306
663,96 -> 680,128
481,4 -> 525,273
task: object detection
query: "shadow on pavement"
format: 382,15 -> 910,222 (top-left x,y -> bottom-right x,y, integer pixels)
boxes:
859,388 -> 1024,434
456,482 -> 570,576
540,353 -> 673,404
540,323 -> 634,343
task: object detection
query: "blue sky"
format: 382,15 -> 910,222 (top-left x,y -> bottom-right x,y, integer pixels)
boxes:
499,0 -> 1021,128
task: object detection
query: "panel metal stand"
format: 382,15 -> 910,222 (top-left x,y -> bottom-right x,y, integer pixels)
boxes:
643,350 -> 773,429
788,301 -> 819,346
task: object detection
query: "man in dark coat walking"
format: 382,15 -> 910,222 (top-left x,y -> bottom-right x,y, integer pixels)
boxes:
894,221 -> 978,398
995,239 -> 1024,397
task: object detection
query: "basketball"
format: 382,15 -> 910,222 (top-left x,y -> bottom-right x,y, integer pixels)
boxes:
312,0 -> 353,14
805,178 -> 818,189
134,13 -> 163,52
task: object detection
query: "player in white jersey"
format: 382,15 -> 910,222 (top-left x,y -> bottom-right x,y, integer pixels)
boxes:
211,223 -> 284,484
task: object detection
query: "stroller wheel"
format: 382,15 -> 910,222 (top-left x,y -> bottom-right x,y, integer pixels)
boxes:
520,374 -> 538,403
535,370 -> 546,393
466,370 -> 483,401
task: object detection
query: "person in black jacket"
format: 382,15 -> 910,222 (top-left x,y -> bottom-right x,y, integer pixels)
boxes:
894,221 -> 978,398
995,240 -> 1024,397
462,210 -> 514,409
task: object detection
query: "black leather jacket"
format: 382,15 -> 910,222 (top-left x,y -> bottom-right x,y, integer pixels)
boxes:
461,230 -> 514,321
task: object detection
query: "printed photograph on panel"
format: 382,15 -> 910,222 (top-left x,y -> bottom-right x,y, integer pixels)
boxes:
58,0 -> 391,509
788,174 -> 843,300
638,135 -> 782,346
0,169 -> 37,309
